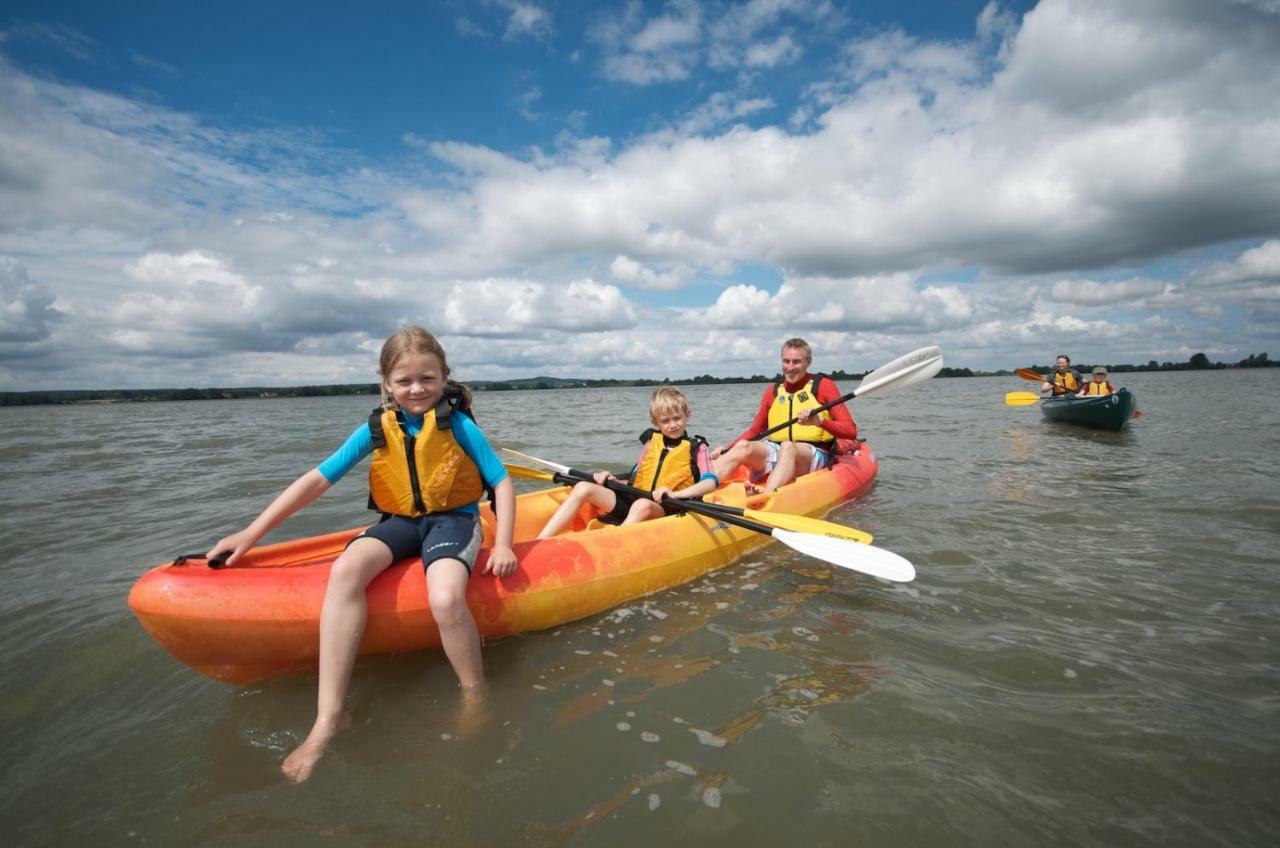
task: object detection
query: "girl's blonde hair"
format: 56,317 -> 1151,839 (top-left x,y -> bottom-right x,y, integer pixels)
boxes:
378,326 -> 471,411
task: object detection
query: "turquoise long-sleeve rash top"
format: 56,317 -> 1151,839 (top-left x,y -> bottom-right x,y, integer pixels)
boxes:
316,411 -> 509,516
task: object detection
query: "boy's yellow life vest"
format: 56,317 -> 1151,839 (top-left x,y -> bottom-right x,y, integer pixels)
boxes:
366,406 -> 484,517
1083,381 -> 1115,396
1053,371 -> 1080,393
767,376 -> 834,444
631,430 -> 702,492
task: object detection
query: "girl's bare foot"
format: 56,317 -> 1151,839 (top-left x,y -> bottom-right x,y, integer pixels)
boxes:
281,712 -> 351,783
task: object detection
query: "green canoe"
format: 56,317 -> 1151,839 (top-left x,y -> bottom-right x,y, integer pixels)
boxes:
1041,388 -> 1137,431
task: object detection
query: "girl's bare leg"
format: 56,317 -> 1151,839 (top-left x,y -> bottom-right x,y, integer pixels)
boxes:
428,558 -> 484,687
427,558 -> 494,734
282,537 -> 393,783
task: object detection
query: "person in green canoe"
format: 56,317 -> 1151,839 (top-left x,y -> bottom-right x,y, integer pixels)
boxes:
1041,355 -> 1082,396
1077,366 -> 1117,396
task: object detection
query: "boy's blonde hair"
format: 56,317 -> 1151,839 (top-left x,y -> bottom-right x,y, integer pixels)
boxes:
377,326 -> 471,410
649,386 -> 690,421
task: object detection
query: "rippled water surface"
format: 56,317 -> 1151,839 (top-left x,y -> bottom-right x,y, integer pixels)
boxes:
2,370 -> 1277,846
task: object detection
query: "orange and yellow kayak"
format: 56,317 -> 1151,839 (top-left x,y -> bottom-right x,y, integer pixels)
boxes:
128,449 -> 878,684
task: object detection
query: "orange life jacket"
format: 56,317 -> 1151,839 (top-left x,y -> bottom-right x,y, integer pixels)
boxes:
1082,381 -> 1115,396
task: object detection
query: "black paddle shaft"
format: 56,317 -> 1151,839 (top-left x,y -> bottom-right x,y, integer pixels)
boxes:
550,469 -> 775,536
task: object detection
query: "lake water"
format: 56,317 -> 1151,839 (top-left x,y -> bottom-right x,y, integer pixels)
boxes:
1,370 -> 1277,846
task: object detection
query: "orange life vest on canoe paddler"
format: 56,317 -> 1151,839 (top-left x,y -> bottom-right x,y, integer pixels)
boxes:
1052,371 -> 1081,394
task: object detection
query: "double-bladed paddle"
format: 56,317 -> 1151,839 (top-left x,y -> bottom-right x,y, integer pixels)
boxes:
750,345 -> 943,442
503,460 -> 873,544
503,449 -> 914,582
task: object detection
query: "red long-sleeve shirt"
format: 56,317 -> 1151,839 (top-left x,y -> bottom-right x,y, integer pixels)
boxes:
734,373 -> 857,444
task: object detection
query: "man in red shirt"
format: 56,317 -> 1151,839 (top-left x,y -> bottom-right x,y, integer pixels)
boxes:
711,338 -> 858,493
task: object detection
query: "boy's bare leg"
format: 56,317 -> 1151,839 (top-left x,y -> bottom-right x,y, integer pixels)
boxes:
282,537 -> 392,783
621,498 -> 665,525
537,482 -> 617,538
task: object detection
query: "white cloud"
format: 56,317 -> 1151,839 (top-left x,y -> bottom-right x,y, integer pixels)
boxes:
676,91 -> 775,134
593,0 -> 703,84
1050,277 -> 1169,306
0,258 -> 65,344
743,34 -> 803,68
500,1 -> 553,41
609,255 -> 695,290
439,278 -> 638,336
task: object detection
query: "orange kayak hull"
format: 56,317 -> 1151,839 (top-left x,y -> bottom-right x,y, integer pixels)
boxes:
128,449 -> 878,684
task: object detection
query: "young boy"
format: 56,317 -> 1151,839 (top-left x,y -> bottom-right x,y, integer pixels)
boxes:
1078,366 -> 1116,396
536,387 -> 719,538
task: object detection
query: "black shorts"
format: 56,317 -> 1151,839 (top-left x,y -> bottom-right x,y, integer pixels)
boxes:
597,490 -> 644,526
357,511 -> 483,573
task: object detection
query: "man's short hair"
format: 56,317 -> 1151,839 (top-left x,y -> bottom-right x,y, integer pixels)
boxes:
782,338 -> 812,359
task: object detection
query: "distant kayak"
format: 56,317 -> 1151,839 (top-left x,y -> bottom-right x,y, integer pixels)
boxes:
1041,388 -> 1137,431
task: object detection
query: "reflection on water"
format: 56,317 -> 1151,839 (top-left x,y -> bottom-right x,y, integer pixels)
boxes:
1,370 -> 1278,845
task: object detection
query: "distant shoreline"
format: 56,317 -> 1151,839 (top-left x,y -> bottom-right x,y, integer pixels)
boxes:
0,359 -> 1272,407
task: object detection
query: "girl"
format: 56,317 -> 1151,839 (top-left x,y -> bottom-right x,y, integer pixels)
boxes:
208,327 -> 517,783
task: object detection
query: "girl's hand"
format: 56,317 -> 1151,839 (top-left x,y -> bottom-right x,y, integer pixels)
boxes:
710,443 -> 729,459
484,544 -> 518,577
593,471 -> 611,485
650,487 -> 673,502
206,529 -> 258,568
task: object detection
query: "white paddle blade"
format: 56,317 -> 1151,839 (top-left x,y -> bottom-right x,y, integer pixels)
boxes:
854,346 -> 943,399
502,448 -> 572,475
773,529 -> 917,582
739,509 -> 874,544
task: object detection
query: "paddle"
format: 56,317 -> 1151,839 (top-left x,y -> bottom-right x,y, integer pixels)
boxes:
1005,391 -> 1043,406
752,345 -> 943,442
1015,368 -> 1047,383
503,449 -> 913,582
504,461 -> 873,544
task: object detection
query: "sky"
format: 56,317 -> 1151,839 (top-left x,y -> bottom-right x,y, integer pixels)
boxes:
1,0 -> 1279,390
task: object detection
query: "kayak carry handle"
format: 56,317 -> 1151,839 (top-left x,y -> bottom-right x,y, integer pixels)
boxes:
172,553 -> 228,569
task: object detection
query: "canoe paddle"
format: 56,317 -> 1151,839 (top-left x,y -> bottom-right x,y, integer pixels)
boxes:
1015,367 -> 1048,383
751,345 -> 943,442
502,449 -> 913,582
1005,391 -> 1043,406
503,460 -> 873,544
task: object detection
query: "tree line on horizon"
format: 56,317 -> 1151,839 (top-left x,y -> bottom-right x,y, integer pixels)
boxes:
0,351 -> 1271,407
